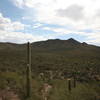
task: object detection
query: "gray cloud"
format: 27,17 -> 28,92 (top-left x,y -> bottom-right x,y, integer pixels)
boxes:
57,4 -> 84,21
96,9 -> 100,17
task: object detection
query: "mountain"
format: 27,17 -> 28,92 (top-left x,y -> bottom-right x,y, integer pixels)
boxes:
31,38 -> 100,56
0,38 -> 99,50
0,38 -> 100,80
32,38 -> 81,49
0,38 -> 100,59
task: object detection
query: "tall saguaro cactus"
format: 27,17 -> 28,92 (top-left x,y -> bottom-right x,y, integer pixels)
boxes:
26,42 -> 32,98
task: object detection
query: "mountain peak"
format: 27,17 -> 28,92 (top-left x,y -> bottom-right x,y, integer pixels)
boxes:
67,38 -> 80,44
68,38 -> 75,40
68,38 -> 77,41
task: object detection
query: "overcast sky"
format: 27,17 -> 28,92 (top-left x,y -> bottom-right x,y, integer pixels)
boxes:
0,0 -> 100,46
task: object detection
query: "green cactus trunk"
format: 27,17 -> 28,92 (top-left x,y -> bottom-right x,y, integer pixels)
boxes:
26,42 -> 32,98
68,79 -> 71,92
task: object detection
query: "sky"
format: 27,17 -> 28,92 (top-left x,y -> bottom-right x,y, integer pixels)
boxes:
0,0 -> 100,46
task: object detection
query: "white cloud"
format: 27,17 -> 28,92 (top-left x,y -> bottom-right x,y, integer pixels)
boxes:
57,4 -> 84,21
85,32 -> 100,46
33,23 -> 43,29
0,30 -> 46,43
0,13 -> 26,31
10,0 -> 100,29
0,12 -> 47,43
10,0 -> 25,8
21,0 -> 100,30
43,27 -> 72,35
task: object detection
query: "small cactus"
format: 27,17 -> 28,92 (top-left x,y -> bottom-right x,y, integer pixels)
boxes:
68,78 -> 71,92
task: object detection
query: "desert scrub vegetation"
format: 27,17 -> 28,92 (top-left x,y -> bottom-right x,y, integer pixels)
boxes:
0,70 -> 100,100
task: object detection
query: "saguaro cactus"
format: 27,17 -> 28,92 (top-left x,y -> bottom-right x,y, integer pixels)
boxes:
26,42 -> 32,98
68,79 -> 71,92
